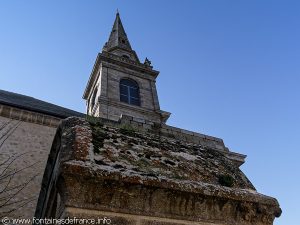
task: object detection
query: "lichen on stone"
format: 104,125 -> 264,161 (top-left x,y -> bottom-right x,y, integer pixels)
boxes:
88,122 -> 255,190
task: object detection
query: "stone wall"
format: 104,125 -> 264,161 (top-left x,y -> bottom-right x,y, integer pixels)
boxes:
64,207 -> 222,225
35,117 -> 281,225
90,114 -> 246,166
0,105 -> 57,219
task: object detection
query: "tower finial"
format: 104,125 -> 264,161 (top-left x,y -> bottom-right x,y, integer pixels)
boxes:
116,8 -> 119,15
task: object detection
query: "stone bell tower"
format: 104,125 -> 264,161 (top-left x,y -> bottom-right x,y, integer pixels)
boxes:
83,12 -> 170,123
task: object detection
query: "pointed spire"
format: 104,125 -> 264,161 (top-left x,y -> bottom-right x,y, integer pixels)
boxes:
105,11 -> 133,52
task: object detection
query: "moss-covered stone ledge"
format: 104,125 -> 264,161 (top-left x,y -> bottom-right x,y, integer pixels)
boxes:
88,114 -> 246,166
35,117 -> 281,225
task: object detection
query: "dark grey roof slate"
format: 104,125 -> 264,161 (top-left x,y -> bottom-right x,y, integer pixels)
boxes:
0,89 -> 84,119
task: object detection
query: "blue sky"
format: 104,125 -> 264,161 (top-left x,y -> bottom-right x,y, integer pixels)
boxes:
1,1 -> 299,224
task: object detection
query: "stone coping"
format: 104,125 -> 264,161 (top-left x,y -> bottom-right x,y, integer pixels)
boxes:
0,104 -> 60,127
94,114 -> 246,166
63,160 -> 279,207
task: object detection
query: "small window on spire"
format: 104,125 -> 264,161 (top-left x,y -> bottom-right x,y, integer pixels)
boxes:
120,79 -> 140,106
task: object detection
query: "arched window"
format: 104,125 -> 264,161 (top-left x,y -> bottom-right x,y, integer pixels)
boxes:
120,79 -> 140,106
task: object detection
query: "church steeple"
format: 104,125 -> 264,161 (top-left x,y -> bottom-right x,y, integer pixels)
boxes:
102,12 -> 139,62
105,12 -> 133,51
84,12 -> 170,123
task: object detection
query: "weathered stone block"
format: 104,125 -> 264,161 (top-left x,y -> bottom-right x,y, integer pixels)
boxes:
35,117 -> 281,225
133,117 -> 145,123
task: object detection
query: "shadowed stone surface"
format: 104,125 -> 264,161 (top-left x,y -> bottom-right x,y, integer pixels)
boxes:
0,116 -> 56,219
0,91 -> 83,220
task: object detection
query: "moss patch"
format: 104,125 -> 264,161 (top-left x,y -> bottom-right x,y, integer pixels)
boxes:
86,115 -> 103,126
218,174 -> 235,187
119,124 -> 137,137
89,122 -> 108,154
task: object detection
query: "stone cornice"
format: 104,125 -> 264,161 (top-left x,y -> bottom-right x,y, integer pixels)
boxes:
101,61 -> 157,82
0,104 -> 60,127
63,164 -> 281,225
100,52 -> 158,75
98,97 -> 161,118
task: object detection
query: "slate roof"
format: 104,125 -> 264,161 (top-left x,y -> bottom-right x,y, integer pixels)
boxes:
0,89 -> 84,119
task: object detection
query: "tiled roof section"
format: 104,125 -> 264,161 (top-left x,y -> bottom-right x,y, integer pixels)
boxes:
90,123 -> 255,190
0,89 -> 84,119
